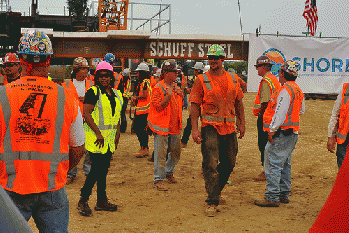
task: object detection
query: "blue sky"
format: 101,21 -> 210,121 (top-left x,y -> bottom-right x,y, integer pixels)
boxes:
9,0 -> 349,37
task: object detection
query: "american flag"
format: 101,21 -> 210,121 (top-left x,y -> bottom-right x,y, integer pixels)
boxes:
303,0 -> 318,36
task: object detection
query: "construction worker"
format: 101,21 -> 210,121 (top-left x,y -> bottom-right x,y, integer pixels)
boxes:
190,44 -> 245,217
2,53 -> 21,85
327,81 -> 349,169
78,61 -> 123,216
131,62 -> 152,158
254,60 -> 304,207
253,55 -> 281,182
63,57 -> 94,184
1,29 -> 85,232
120,68 -> 131,133
148,59 -> 183,191
88,58 -> 102,83
181,61 -> 204,148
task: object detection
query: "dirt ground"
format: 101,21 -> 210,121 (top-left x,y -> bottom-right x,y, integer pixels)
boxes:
28,92 -> 339,232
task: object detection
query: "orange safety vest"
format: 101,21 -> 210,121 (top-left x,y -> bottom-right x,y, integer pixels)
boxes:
123,78 -> 132,98
136,79 -> 152,115
263,81 -> 304,132
150,76 -> 157,88
148,80 -> 183,135
114,73 -> 123,90
62,79 -> 93,114
198,71 -> 240,128
336,83 -> 349,144
253,72 -> 280,116
0,76 -> 78,195
181,74 -> 188,90
87,75 -> 95,84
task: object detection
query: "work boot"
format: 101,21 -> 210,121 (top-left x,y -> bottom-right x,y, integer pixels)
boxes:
205,204 -> 218,217
254,198 -> 280,207
219,196 -> 227,205
166,174 -> 178,184
95,199 -> 118,212
77,198 -> 92,216
253,171 -> 266,182
280,197 -> 290,204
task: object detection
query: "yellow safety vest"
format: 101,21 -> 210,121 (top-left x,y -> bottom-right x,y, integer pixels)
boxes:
84,86 -> 123,154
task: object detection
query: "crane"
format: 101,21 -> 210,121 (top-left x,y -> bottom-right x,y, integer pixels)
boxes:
99,0 -> 129,32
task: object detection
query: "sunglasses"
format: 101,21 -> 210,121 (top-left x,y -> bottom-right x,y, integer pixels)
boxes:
99,74 -> 112,78
4,63 -> 18,67
207,56 -> 222,61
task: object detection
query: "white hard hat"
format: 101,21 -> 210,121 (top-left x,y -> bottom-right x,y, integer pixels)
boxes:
122,68 -> 131,76
193,62 -> 204,71
204,65 -> 210,72
154,69 -> 162,77
136,62 -> 150,72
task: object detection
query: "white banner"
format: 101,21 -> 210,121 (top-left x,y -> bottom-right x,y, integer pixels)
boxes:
247,34 -> 349,94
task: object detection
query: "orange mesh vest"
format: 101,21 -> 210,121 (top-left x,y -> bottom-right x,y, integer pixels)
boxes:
198,71 -> 239,128
150,76 -> 157,88
263,81 -> 304,132
336,83 -> 349,144
62,79 -> 93,114
253,72 -> 280,116
114,73 -> 123,90
136,79 -> 152,115
0,76 -> 78,194
148,80 -> 183,135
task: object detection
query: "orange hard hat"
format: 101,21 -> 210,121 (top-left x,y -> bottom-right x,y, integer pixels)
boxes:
4,53 -> 20,63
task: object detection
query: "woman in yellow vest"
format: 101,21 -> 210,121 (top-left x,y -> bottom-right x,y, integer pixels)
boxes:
78,61 -> 123,216
131,62 -> 152,158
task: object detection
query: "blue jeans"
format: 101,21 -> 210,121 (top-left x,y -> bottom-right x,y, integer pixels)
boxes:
153,133 -> 181,182
264,133 -> 298,202
336,135 -> 349,169
6,187 -> 69,233
67,151 -> 91,178
183,94 -> 188,109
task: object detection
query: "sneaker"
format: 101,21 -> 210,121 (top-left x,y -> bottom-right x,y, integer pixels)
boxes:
66,176 -> 76,185
166,174 -> 178,184
154,181 -> 169,191
206,204 -> 218,217
77,198 -> 92,216
253,171 -> 266,182
280,197 -> 290,204
95,199 -> 118,212
254,198 -> 280,207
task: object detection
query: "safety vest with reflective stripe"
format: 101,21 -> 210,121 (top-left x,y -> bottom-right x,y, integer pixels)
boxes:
336,83 -> 349,144
253,72 -> 280,116
263,81 -> 304,132
198,71 -> 239,127
148,80 -> 183,135
136,79 -> 152,115
84,86 -> 123,154
150,76 -> 157,88
0,76 -> 78,195
63,79 -> 93,114
123,79 -> 132,98
113,72 -> 121,89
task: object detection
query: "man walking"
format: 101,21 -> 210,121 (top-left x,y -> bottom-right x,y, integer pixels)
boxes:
1,29 -> 85,232
190,44 -> 245,216
254,60 -> 304,207
253,55 -> 280,181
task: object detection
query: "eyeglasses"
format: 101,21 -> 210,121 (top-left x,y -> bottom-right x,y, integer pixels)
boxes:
208,56 -> 221,61
4,63 -> 18,68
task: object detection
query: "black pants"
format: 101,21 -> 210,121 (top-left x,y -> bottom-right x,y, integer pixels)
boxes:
257,117 -> 268,166
134,113 -> 149,148
120,97 -> 129,133
201,125 -> 238,206
80,150 -> 112,201
181,116 -> 192,144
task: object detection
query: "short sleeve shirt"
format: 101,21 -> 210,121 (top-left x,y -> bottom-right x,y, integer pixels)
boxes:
190,72 -> 244,135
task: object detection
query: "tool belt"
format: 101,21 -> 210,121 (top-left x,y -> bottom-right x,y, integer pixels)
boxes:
273,128 -> 294,138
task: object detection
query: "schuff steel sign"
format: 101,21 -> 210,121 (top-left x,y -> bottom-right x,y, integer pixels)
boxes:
145,40 -> 247,60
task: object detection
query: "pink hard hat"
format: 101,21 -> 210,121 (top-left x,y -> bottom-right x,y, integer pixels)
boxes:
96,61 -> 113,72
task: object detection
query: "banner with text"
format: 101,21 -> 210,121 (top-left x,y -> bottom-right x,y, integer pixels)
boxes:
248,34 -> 349,93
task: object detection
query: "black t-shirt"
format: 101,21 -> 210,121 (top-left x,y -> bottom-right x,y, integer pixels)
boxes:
84,85 -> 117,116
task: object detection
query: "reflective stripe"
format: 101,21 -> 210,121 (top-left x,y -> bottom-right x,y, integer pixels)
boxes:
254,104 -> 261,109
264,77 -> 275,93
202,115 -> 235,123
65,80 -> 70,89
282,122 -> 299,127
344,84 -> 349,105
0,85 -> 68,190
337,132 -> 347,140
285,83 -> 295,126
156,83 -> 166,96
202,74 -> 212,91
88,80 -> 93,87
136,105 -> 150,112
123,80 -> 132,98
148,121 -> 169,133
263,123 -> 270,128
